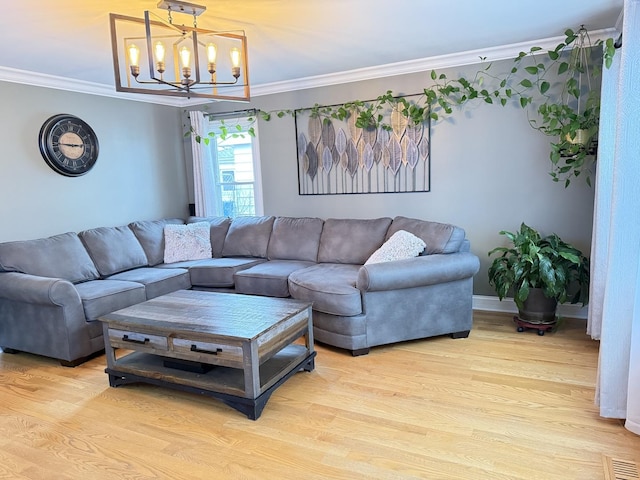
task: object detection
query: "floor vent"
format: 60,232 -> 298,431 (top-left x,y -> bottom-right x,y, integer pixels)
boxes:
604,456 -> 640,480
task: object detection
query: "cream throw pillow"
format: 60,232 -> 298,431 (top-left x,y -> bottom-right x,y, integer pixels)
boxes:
163,222 -> 211,263
364,230 -> 426,265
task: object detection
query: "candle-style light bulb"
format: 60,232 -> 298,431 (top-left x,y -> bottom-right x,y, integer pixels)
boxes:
179,46 -> 191,69
206,43 -> 217,75
179,46 -> 192,84
154,41 -> 166,75
128,43 -> 140,78
230,47 -> 241,79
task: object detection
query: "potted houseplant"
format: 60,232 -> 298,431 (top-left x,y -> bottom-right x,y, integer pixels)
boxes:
487,223 -> 590,331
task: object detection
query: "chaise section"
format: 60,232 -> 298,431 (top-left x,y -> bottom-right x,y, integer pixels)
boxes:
288,264 -> 363,316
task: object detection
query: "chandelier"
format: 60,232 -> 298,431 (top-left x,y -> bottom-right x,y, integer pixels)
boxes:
109,0 -> 250,101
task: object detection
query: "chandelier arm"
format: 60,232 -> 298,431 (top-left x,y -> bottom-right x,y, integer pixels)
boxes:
133,76 -> 195,91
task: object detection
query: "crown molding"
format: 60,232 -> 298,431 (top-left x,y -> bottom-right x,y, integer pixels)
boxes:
0,27 -> 617,105
0,66 -> 189,107
251,27 -> 617,97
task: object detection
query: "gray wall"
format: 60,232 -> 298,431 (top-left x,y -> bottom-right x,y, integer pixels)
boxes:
0,82 -> 189,243
201,60 -> 596,296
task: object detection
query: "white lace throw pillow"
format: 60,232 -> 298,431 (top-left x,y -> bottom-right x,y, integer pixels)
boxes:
163,222 -> 211,263
364,230 -> 426,265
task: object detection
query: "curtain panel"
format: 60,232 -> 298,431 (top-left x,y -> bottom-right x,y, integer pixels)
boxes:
588,0 -> 640,435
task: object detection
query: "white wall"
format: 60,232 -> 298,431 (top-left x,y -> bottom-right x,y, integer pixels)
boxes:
200,60 -> 596,296
0,82 -> 189,243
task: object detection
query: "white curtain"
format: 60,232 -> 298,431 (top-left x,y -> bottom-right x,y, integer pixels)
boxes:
588,0 -> 640,435
190,111 -> 222,217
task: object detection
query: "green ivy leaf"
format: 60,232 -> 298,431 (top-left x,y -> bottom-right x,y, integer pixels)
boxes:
540,81 -> 550,94
520,79 -> 533,88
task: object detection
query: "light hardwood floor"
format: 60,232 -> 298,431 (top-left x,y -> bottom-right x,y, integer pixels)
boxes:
1,311 -> 638,479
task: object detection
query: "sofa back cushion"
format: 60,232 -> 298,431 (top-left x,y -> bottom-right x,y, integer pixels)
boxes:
222,216 -> 275,258
386,216 -> 465,254
188,216 -> 231,258
129,218 -> 185,266
0,232 -> 99,283
267,217 -> 324,262
317,217 -> 392,264
79,226 -> 148,277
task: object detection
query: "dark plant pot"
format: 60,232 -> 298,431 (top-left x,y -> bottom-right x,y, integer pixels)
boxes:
518,288 -> 558,324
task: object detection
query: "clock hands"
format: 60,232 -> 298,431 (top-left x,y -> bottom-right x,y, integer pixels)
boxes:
55,142 -> 84,148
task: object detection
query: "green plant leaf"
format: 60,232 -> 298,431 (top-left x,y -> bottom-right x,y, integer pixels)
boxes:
539,81 -> 550,94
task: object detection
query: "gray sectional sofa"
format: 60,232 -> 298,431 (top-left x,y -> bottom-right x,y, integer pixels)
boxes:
0,215 -> 480,365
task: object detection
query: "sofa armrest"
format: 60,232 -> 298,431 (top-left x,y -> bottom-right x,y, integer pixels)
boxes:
356,252 -> 480,292
0,272 -> 81,306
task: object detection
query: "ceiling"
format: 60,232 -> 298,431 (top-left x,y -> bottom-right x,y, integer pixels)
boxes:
0,0 -> 623,105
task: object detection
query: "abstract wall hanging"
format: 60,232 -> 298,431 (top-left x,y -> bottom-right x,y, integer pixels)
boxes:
294,96 -> 430,195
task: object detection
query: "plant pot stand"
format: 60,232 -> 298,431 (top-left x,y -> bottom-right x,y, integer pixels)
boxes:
513,315 -> 555,336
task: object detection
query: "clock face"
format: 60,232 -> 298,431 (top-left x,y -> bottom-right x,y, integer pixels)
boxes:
38,114 -> 99,177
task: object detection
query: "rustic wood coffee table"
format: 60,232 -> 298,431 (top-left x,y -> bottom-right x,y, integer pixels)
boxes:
99,290 -> 315,420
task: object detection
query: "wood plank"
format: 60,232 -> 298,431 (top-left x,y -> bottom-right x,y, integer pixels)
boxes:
1,311 -> 639,479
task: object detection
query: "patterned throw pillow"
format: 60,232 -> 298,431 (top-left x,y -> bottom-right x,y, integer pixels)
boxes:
364,230 -> 426,265
163,222 -> 211,263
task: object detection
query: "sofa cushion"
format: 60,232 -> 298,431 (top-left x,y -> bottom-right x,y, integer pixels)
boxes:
0,232 -> 99,283
188,257 -> 266,288
222,216 -> 275,258
107,267 -> 191,300
365,230 -> 426,265
234,260 -> 315,297
386,216 -> 465,254
74,279 -> 146,321
288,264 -> 362,316
129,218 -> 185,266
267,217 -> 324,262
317,218 -> 392,265
163,222 -> 211,263
188,216 -> 231,258
79,226 -> 148,277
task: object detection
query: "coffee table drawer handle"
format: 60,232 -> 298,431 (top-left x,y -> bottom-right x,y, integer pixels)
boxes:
190,344 -> 222,355
122,334 -> 149,345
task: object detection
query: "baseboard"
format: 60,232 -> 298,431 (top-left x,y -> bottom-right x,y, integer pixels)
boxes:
473,295 -> 588,319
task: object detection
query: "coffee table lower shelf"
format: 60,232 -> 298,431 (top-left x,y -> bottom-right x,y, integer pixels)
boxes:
105,345 -> 316,420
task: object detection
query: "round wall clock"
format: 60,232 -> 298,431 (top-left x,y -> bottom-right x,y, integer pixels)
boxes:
38,114 -> 99,177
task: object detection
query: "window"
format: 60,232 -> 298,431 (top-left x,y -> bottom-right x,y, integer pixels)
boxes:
207,115 -> 263,217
